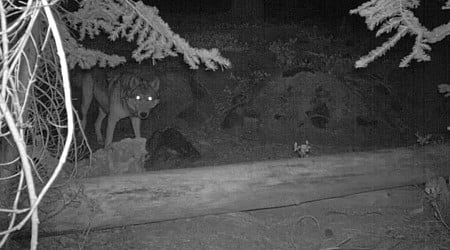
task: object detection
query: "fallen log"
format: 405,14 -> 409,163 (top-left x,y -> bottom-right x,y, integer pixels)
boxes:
39,145 -> 450,235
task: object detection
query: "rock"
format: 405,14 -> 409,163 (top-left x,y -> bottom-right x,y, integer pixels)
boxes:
80,138 -> 147,177
145,128 -> 200,170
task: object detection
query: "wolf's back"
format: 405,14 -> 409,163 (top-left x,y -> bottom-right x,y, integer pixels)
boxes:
70,67 -> 105,88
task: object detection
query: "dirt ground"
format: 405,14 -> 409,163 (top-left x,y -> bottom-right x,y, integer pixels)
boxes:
14,14 -> 450,250
35,187 -> 450,250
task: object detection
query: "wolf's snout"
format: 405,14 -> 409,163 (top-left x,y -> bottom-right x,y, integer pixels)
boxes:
139,112 -> 149,119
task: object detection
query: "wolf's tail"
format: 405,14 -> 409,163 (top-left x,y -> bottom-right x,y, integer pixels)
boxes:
70,69 -> 84,89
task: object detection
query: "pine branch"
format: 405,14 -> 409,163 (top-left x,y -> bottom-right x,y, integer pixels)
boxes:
350,0 -> 440,68
57,13 -> 126,69
61,0 -> 231,70
355,25 -> 408,68
424,22 -> 450,44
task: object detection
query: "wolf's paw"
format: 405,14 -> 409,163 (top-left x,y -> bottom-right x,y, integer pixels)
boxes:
104,143 -> 113,150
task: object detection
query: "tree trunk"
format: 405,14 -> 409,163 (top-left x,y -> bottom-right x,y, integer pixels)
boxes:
34,145 -> 450,236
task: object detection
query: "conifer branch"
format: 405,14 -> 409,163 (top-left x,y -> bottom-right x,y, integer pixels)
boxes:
61,0 -> 231,70
351,0 -> 448,68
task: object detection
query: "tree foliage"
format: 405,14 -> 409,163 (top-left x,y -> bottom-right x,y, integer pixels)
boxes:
351,0 -> 450,68
61,0 -> 231,70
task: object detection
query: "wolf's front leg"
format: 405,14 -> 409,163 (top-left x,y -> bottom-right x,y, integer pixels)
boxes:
104,115 -> 119,147
130,117 -> 141,138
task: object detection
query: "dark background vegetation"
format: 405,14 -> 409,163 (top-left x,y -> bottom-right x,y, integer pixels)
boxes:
144,0 -> 448,27
71,0 -> 450,155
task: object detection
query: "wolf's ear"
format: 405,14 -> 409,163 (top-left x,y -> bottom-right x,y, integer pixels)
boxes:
151,77 -> 160,91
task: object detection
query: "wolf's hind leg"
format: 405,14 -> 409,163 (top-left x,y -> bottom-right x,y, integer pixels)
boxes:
80,74 -> 94,130
94,108 -> 107,145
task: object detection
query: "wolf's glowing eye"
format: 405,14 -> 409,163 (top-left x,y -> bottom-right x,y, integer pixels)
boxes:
136,95 -> 141,100
147,96 -> 152,101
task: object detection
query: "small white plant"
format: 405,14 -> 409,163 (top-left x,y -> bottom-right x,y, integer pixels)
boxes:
438,84 -> 450,97
415,132 -> 432,146
294,140 -> 311,158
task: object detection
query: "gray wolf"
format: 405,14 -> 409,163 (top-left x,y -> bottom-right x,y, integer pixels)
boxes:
75,67 -> 160,147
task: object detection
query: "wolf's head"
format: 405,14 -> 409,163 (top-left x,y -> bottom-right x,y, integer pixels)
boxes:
121,75 -> 160,119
